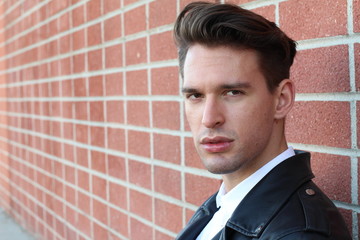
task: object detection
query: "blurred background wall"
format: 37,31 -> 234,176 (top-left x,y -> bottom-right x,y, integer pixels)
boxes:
0,0 -> 359,239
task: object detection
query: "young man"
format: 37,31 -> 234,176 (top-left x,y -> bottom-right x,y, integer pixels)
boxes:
174,2 -> 351,239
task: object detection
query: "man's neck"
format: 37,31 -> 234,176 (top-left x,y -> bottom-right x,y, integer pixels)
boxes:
222,140 -> 289,192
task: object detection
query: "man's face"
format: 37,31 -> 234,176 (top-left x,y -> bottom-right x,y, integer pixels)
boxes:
183,44 -> 279,176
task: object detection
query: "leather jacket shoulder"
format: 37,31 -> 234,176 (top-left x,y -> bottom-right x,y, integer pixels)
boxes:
176,152 -> 352,240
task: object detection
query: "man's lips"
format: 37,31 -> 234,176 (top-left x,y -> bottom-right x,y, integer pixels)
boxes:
200,136 -> 234,153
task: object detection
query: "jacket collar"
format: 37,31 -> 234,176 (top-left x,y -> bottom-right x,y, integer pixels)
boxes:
225,151 -> 314,237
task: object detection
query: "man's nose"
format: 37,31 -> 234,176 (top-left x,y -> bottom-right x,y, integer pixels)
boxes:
201,98 -> 225,128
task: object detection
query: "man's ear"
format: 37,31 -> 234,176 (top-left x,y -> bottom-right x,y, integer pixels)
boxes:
274,79 -> 295,120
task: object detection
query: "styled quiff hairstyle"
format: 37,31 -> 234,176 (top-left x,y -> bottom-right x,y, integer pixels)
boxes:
174,1 -> 297,92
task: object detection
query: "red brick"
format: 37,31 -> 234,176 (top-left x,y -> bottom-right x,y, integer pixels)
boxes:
125,38 -> 147,65
60,57 -> 71,75
78,170 -> 90,191
154,166 -> 181,199
155,231 -> 173,240
72,29 -> 85,50
154,199 -> 182,233
77,147 -> 89,167
40,83 -> 49,97
104,15 -> 122,41
93,198 -> 107,223
129,159 -> 151,188
154,134 -> 181,164
88,49 -> 103,71
249,5 -> 276,22
124,6 -> 146,35
354,0 -> 360,32
292,46 -> 350,93
126,70 -> 148,95
73,53 -> 85,73
180,0 -> 216,8
87,23 -> 102,47
76,122 -> 89,145
75,102 -> 88,120
89,75 -> 103,96
152,101 -> 180,130
65,226 -> 77,240
59,34 -> 71,54
51,82 -> 59,98
280,0 -> 347,40
64,143 -> 75,163
130,218 -> 153,240
184,136 -> 202,168
77,213 -> 91,237
49,19 -> 58,36
92,175 -> 107,199
62,102 -> 74,119
59,12 -> 70,33
311,152 -> 350,202
130,189 -> 152,220
74,78 -> 87,97
150,31 -> 177,62
149,0 -> 176,28
127,101 -> 149,127
109,207 -> 128,237
105,73 -> 123,96
92,151 -> 107,175
124,0 -> 138,5
185,174 -> 221,206
106,101 -> 124,123
127,130 -> 150,157
105,44 -> 123,68
107,127 -> 125,151
65,165 -> 75,185
50,60 -> 60,77
107,155 -> 126,180
90,126 -> 105,147
358,102 -> 360,148
108,181 -> 127,209
86,0 -> 101,21
49,0 -> 69,15
66,206 -> 77,227
286,101 -> 351,148
151,67 -> 179,95
55,218 -> 65,238
104,0 -> 121,14
355,44 -> 360,91
90,102 -> 104,122
72,5 -> 85,27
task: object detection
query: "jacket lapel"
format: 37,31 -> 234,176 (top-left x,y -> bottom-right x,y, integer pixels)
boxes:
225,152 -> 314,238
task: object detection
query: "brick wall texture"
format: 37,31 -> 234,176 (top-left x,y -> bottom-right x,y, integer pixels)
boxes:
0,0 -> 359,239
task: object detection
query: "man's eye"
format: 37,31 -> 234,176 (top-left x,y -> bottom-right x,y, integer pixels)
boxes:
225,90 -> 244,96
187,93 -> 203,99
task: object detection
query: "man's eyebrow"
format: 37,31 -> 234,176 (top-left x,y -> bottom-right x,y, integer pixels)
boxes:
220,82 -> 251,89
181,87 -> 198,94
181,82 -> 251,94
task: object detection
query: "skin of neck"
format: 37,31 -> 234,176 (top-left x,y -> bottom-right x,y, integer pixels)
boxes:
222,119 -> 288,193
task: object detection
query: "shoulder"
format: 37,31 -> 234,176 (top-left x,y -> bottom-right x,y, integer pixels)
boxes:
266,180 -> 351,240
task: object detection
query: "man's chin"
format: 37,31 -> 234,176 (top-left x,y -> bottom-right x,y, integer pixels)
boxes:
203,161 -> 239,175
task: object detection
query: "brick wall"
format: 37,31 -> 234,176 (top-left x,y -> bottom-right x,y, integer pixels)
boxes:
0,0 -> 358,239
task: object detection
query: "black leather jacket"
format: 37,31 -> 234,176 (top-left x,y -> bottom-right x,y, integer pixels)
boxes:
176,151 -> 352,240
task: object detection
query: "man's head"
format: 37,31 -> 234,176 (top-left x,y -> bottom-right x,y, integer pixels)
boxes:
174,1 -> 296,92
174,2 -> 297,186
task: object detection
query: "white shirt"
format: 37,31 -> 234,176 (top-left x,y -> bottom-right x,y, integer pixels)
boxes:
196,147 -> 295,240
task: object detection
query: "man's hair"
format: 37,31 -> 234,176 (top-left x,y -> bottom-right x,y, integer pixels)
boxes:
174,1 -> 297,92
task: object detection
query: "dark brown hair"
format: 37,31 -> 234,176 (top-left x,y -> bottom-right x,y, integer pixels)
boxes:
174,1 -> 297,92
